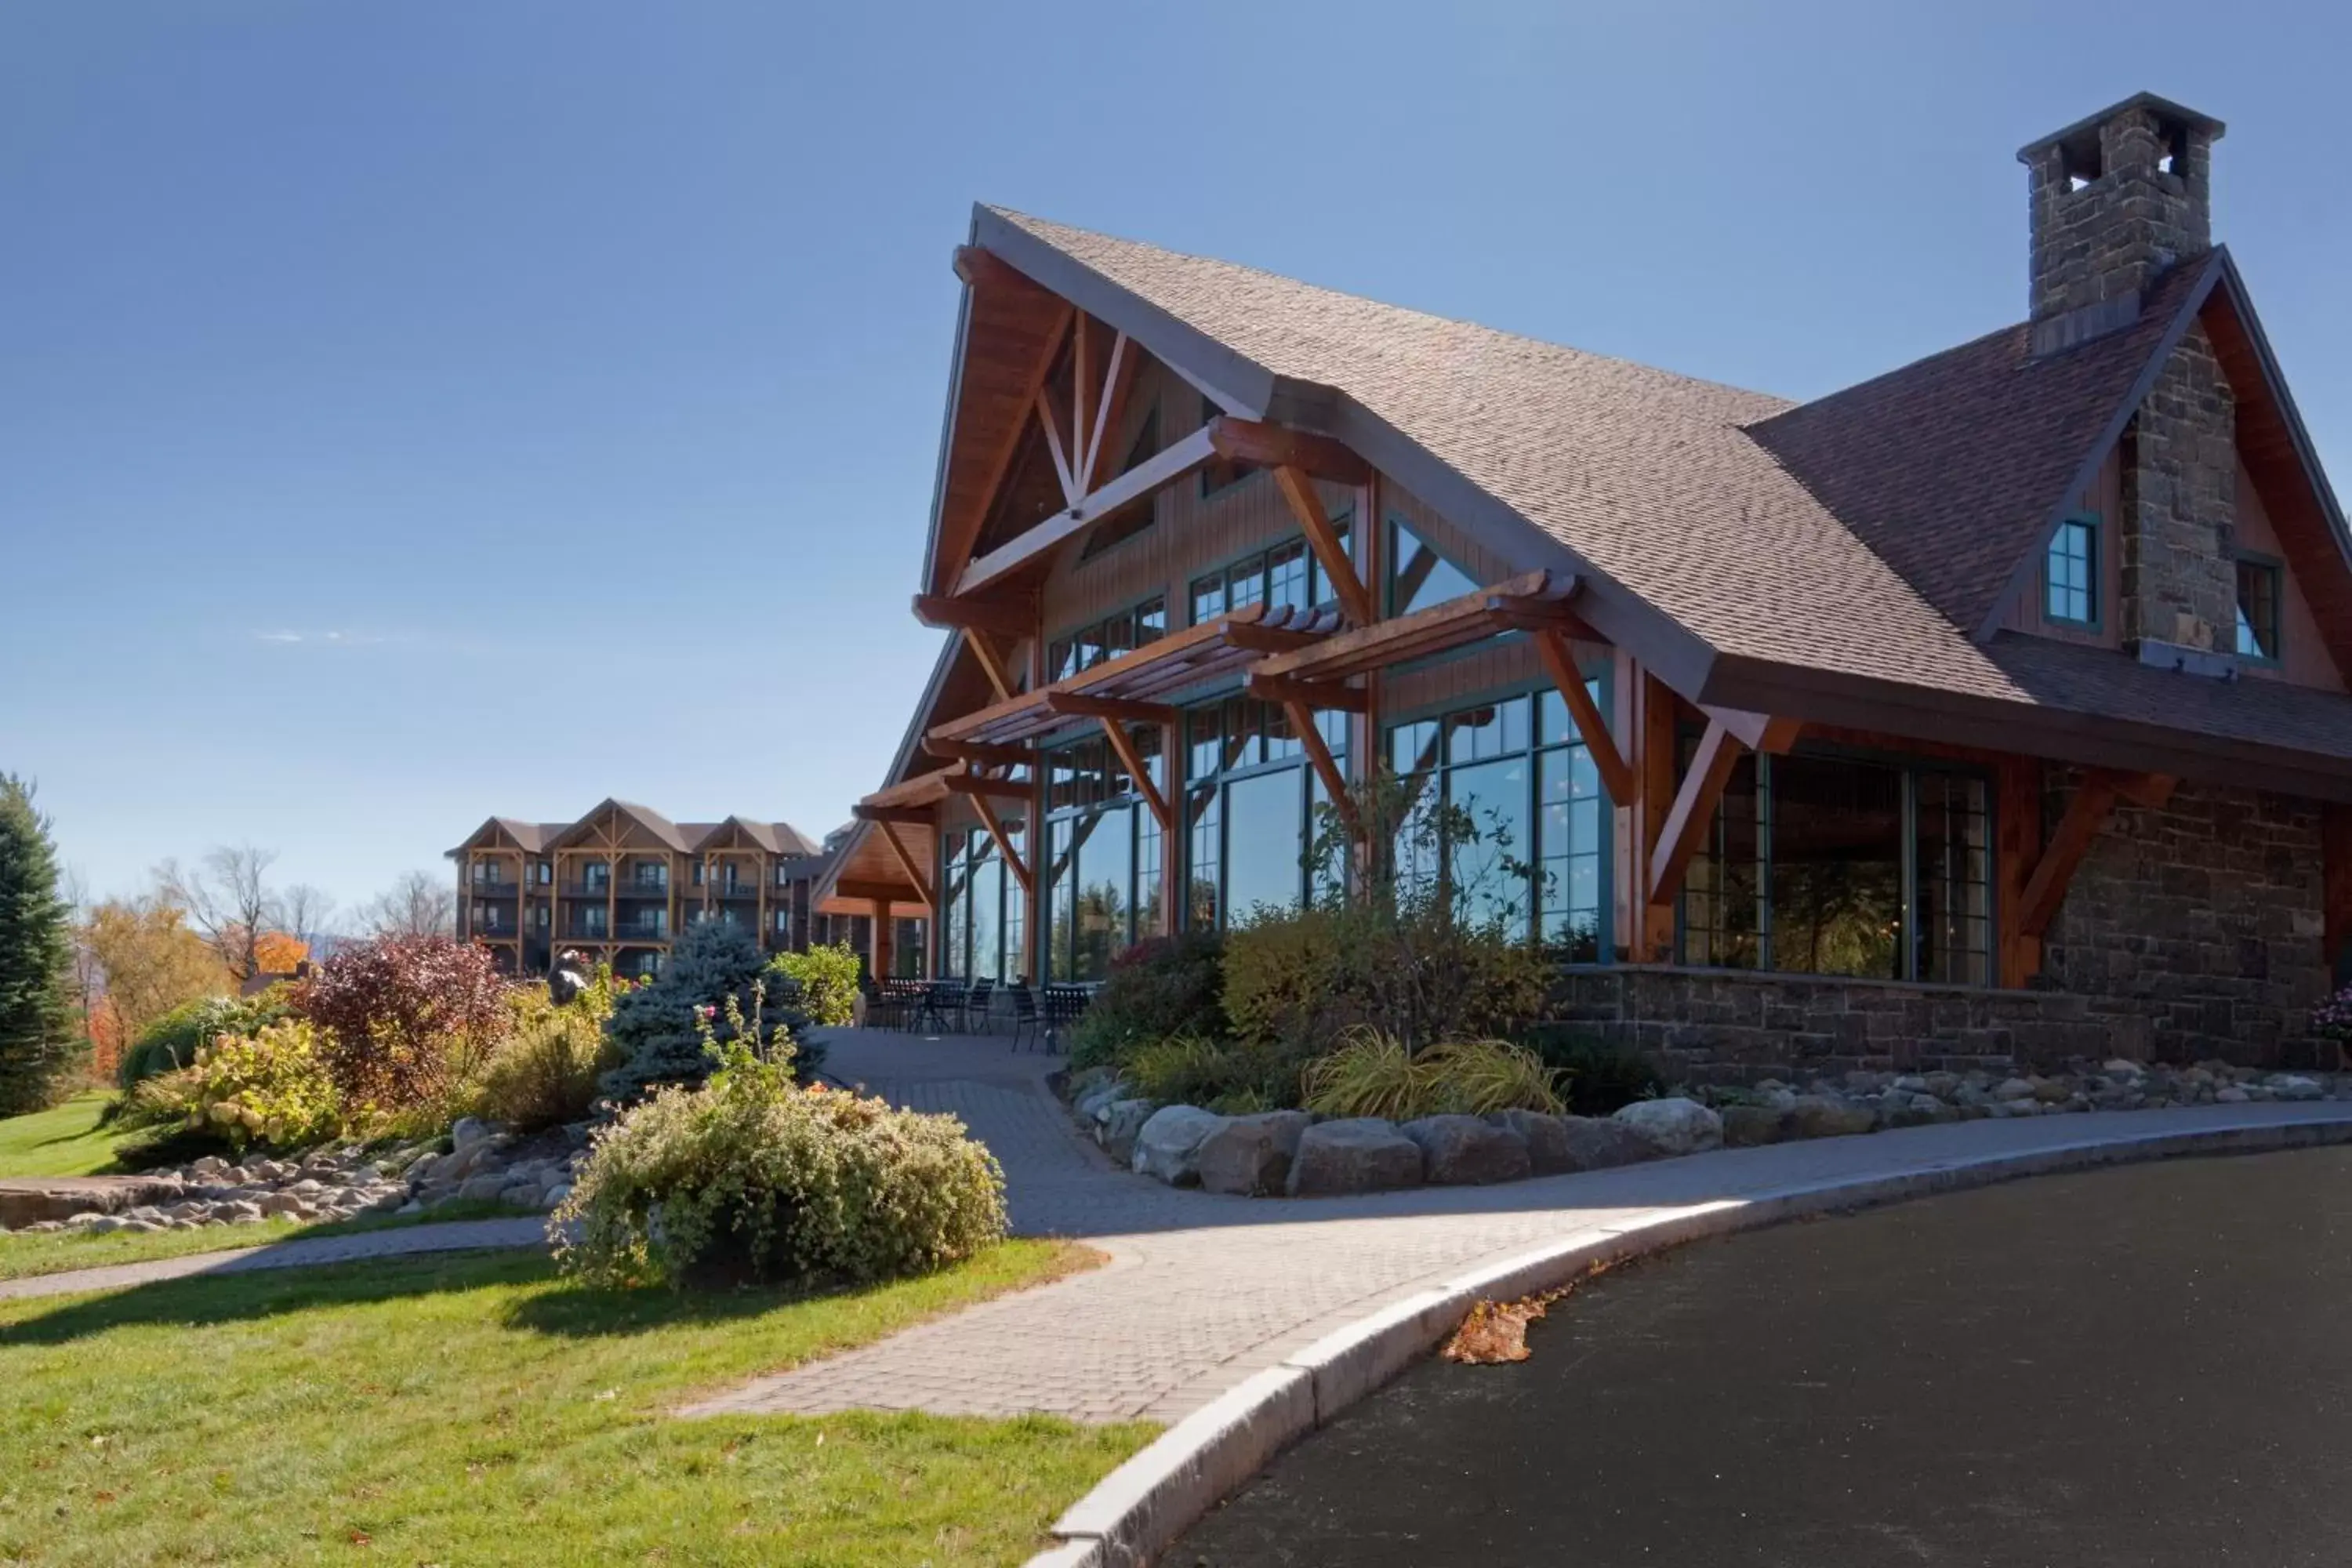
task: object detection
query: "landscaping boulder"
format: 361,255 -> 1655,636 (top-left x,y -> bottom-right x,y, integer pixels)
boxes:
451,1117 -> 494,1151
1485,1109 -> 1575,1174
1131,1105 -> 1229,1187
1558,1116 -> 1664,1170
1720,1105 -> 1789,1147
1196,1112 -> 1312,1196
1285,1118 -> 1425,1197
1095,1098 -> 1156,1165
1611,1097 -> 1722,1155
0,1176 -> 185,1229
457,1174 -> 512,1205
1399,1115 -> 1531,1185
1788,1095 -> 1877,1141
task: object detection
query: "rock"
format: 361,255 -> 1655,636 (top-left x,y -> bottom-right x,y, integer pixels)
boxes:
404,1153 -> 441,1185
1719,1105 -> 1788,1147
499,1183 -> 545,1210
1399,1115 -> 1531,1185
1611,1098 -> 1723,1155
2031,1076 -> 2073,1104
1130,1106 -> 1228,1187
189,1156 -> 230,1179
1759,1087 -> 1798,1112
1095,1099 -> 1156,1165
1787,1096 -> 1877,1140
1994,1077 -> 2038,1101
1285,1119 -> 1425,1197
85,1216 -> 126,1234
451,1118 -> 493,1151
1196,1112 -> 1312,1196
288,1178 -> 325,1197
2267,1074 -> 2325,1102
1558,1116 -> 1665,1171
1891,1075 -> 1928,1094
216,1200 -> 263,1222
0,1174 -> 190,1229
1485,1109 -> 1575,1174
458,1174 -> 514,1204
1923,1071 -> 1961,1098
542,1184 -> 572,1210
2103,1058 -> 2146,1077
396,1200 -> 425,1216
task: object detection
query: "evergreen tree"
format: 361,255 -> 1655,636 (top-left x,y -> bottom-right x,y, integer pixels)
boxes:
599,921 -> 778,1102
0,775 -> 78,1114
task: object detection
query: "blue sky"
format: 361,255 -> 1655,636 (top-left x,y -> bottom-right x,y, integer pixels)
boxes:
4,1 -> 2346,919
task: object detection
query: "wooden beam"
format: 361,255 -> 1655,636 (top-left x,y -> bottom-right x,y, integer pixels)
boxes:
963,627 -> 1018,702
1207,417 -> 1370,485
956,426 -> 1218,595
940,771 -> 1036,802
836,877 -> 923,905
1080,331 -> 1138,493
1647,717 -> 1744,909
913,593 -> 1033,638
933,301 -> 1072,596
1283,698 -> 1365,845
1247,673 -> 1368,713
1701,706 -> 1802,755
2113,772 -> 2178,810
2017,772 -> 2120,939
1035,388 -> 1078,506
1096,720 -> 1173,833
1532,630 -> 1635,805
851,804 -> 935,826
971,789 -> 1034,895
1996,757 -> 2041,988
1044,691 -> 1181,727
952,245 -> 1026,290
875,822 -> 935,909
923,737 -> 1036,768
1274,464 -> 1377,626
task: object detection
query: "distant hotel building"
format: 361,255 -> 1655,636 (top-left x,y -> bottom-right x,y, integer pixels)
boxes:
447,800 -> 843,978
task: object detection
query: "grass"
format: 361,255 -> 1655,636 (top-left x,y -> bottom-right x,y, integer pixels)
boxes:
0,1200 -> 533,1283
0,1092 -> 144,1179
0,1239 -> 1148,1566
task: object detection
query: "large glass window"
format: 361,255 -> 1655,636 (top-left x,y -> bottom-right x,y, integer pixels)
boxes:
1384,685 -> 1608,956
2044,514 -> 2099,626
1387,517 -> 1478,617
1181,698 -> 1344,929
1679,749 -> 1992,985
938,826 -> 1023,982
1042,726 -> 1163,980
1046,597 -> 1166,687
1188,520 -> 1355,626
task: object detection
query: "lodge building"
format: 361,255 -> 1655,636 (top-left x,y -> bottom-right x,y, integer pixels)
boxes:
814,95 -> 2352,1076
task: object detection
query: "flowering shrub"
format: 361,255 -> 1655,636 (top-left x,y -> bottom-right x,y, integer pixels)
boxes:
183,1018 -> 344,1151
471,968 -> 624,1131
299,934 -> 512,1124
768,942 -> 861,1028
555,1012 -> 1005,1290
119,988 -> 294,1088
2314,985 -> 2352,1044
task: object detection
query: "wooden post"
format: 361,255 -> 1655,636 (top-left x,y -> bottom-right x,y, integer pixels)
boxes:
871,898 -> 893,982
1628,668 -> 1678,961
1996,757 -> 2042,988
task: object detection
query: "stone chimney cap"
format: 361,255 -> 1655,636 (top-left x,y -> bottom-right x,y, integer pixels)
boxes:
2017,93 -> 2227,165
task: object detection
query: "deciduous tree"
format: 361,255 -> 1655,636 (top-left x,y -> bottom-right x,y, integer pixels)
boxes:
157,844 -> 281,982
0,775 -> 78,1113
302,933 -> 510,1115
358,870 -> 456,938
83,897 -> 233,1042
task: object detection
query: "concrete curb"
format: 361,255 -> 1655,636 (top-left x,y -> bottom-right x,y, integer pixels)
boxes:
1027,1112 -> 2352,1568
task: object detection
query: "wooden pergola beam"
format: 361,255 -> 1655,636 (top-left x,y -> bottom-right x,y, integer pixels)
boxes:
913,593 -> 1033,638
851,804 -> 935,826
1096,720 -> 1173,833
1647,716 -> 1746,909
1274,465 -> 1377,626
971,790 -> 1034,895
1044,691 -> 1181,727
941,771 -> 1036,803
835,877 -> 924,905
963,627 -> 1018,702
875,822 -> 935,909
924,737 -> 1035,768
957,426 -> 1218,595
1247,673 -> 1368,713
1207,418 -> 1370,485
1532,630 -> 1635,805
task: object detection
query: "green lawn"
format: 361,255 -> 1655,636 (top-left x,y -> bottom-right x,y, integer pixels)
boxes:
0,1240 -> 1146,1566
0,1092 -> 142,1178
0,1199 -> 533,1283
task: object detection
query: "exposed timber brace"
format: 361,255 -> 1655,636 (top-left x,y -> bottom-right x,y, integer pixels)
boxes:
957,426 -> 1218,594
873,822 -> 935,909
962,627 -> 1018,702
970,788 -> 1034,895
1279,696 -> 1366,845
1530,629 -> 1635,804
1273,465 -> 1376,626
2016,769 -> 2176,939
1095,719 -> 1173,833
1644,710 -> 1800,910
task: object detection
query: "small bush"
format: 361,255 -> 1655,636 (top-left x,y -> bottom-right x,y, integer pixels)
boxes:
1300,1030 -> 1563,1120
300,934 -> 513,1125
1121,1033 -> 1299,1113
119,989 -> 293,1089
1523,1027 -> 1665,1116
1068,931 -> 1229,1073
768,942 -> 861,1028
180,1018 -> 344,1151
472,975 -> 620,1132
556,1029 -> 1005,1290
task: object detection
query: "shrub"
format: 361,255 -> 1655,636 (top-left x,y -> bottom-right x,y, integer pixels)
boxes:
768,942 -> 861,1029
601,922 -> 777,1102
119,989 -> 294,1088
555,1029 -> 1005,1290
179,1018 -> 344,1152
1121,1033 -> 1298,1113
1300,1029 -> 1563,1120
299,935 -> 512,1126
1523,1027 -> 1665,1116
471,969 -> 623,1132
1068,931 -> 1229,1073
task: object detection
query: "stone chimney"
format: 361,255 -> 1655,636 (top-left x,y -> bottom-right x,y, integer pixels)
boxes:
2021,94 -> 2238,668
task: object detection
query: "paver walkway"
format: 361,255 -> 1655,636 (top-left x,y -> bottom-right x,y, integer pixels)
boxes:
0,1216 -> 546,1302
699,1028 -> 2352,1425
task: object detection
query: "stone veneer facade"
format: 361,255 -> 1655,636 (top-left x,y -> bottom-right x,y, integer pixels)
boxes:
2025,100 -> 2214,321
2121,324 -> 2238,655
1557,778 -> 2330,1083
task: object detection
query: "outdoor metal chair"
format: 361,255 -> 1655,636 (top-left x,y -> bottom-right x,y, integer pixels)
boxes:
1004,985 -> 1042,1052
962,978 -> 996,1033
1041,984 -> 1091,1055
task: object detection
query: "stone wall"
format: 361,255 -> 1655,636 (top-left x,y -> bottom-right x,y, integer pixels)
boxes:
1556,779 -> 2332,1082
2044,774 -> 2329,1066
2027,102 -> 2212,321
2120,324 -> 2238,655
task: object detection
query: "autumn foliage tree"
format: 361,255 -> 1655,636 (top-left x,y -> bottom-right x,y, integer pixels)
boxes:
299,934 -> 511,1119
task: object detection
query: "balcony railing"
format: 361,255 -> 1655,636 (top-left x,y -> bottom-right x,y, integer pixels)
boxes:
467,880 -> 522,898
560,881 -> 617,900
616,882 -> 674,899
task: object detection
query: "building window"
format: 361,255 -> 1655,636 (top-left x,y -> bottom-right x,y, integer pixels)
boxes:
2044,514 -> 2099,626
1041,728 -> 1164,980
1388,517 -> 1478,617
633,862 -> 666,890
1680,748 -> 1991,985
1188,518 -> 1353,626
2236,554 -> 2283,664
1047,596 -> 1167,686
1180,698 -> 1342,933
939,826 -> 1021,983
1385,685 -> 1609,958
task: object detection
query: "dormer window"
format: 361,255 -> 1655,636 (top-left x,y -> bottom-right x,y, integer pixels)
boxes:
2043,514 -> 2100,628
2235,554 -> 2283,665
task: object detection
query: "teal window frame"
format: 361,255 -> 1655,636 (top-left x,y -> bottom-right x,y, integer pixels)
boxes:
2235,551 -> 2285,666
1044,592 -> 1168,685
1385,513 -> 1480,619
2042,513 -> 2100,629
1185,513 -> 1356,626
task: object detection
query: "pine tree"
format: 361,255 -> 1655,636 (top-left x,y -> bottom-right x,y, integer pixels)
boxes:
0,775 -> 78,1115
599,921 -> 775,1102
